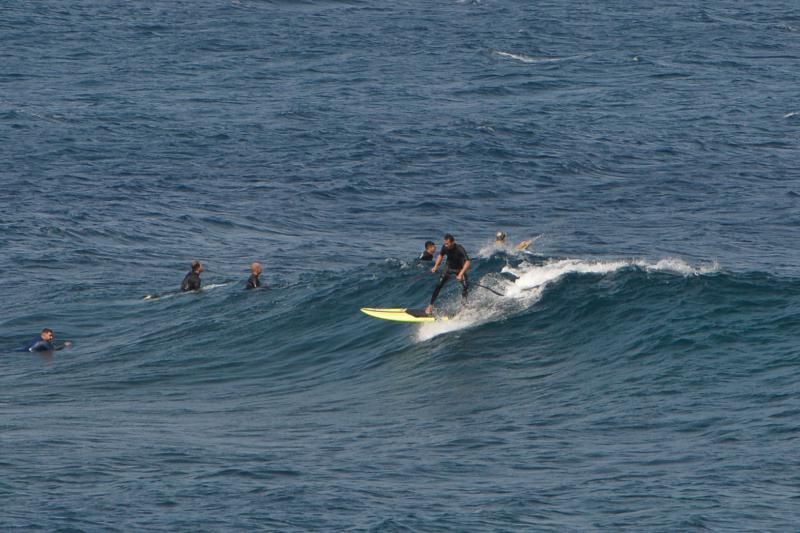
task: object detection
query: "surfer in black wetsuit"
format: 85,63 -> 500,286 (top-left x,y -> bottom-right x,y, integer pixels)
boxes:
418,241 -> 436,262
426,233 -> 471,315
246,262 -> 264,289
181,260 -> 203,292
20,328 -> 72,352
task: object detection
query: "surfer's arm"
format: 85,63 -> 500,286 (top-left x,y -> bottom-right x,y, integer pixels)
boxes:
26,340 -> 53,352
457,259 -> 471,280
431,254 -> 444,273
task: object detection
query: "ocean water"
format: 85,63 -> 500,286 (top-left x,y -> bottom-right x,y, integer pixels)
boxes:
2,0 -> 800,530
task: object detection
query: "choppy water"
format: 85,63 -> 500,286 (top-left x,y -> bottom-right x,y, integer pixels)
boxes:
2,1 -> 800,530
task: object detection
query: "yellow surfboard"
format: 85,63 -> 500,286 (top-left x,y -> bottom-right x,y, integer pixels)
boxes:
360,307 -> 449,323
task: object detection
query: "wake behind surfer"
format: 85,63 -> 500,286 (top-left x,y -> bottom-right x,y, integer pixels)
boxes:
426,233 -> 470,315
181,260 -> 204,292
20,328 -> 72,352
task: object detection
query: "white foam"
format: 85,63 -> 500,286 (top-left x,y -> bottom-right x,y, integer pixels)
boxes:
415,287 -> 530,342
507,257 -> 718,294
414,257 -> 718,341
504,258 -> 630,294
201,283 -> 229,291
416,312 -> 479,341
495,51 -> 561,63
633,258 -> 719,276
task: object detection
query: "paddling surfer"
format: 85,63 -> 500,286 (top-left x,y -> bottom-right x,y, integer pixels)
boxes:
426,234 -> 470,315
20,328 -> 72,352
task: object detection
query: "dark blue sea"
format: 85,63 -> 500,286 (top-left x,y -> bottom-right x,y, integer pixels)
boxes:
2,1 -> 800,530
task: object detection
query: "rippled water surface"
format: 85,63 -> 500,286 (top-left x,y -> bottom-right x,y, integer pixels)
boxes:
2,1 -> 800,530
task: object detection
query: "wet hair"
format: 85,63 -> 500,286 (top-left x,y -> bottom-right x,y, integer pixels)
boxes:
425,241 -> 435,248
41,328 -> 53,335
443,233 -> 455,242
191,260 -> 202,272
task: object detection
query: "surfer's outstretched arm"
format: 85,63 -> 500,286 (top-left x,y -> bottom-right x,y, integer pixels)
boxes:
431,253 -> 443,273
20,329 -> 71,352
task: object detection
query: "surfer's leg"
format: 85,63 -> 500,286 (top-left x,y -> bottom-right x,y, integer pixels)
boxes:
429,272 -> 451,306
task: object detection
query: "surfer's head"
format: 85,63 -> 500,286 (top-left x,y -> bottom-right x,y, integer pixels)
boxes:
424,241 -> 435,254
443,233 -> 455,248
191,260 -> 203,273
41,328 -> 54,341
495,231 -> 507,243
250,262 -> 262,276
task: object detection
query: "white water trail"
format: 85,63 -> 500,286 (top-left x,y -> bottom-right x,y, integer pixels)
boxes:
495,51 -> 562,63
415,257 -> 718,341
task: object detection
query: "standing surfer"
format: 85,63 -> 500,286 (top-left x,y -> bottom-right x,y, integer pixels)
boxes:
426,234 -> 471,315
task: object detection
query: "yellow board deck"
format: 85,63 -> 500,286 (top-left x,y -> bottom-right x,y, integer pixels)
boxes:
360,307 -> 449,323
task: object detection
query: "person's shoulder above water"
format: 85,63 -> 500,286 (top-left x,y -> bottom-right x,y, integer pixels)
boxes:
22,336 -> 51,352
181,260 -> 204,292
246,262 -> 267,290
495,230 -> 531,251
418,241 -> 436,261
20,328 -> 72,352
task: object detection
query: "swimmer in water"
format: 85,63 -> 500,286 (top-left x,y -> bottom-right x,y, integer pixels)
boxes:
418,241 -> 436,261
246,262 -> 265,289
20,328 -> 72,352
495,231 -> 531,251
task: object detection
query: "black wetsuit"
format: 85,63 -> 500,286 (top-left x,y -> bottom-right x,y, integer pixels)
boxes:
181,271 -> 201,292
246,274 -> 261,289
20,337 -> 65,352
430,244 -> 469,305
418,251 -> 434,261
